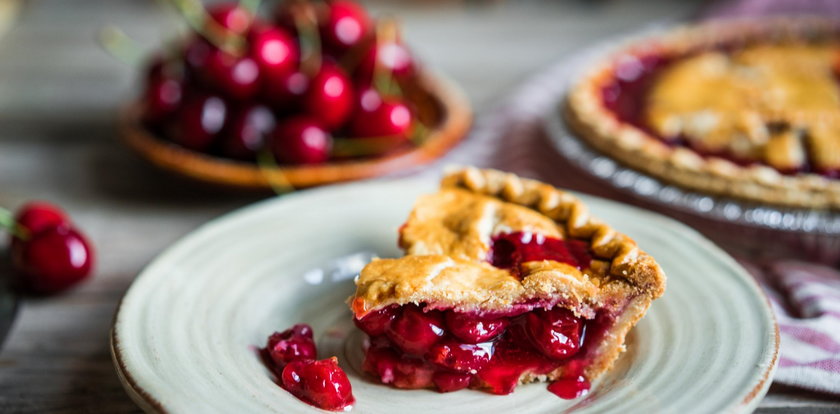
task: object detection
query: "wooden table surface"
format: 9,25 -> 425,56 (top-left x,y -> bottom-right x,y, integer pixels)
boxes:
0,0 -> 838,412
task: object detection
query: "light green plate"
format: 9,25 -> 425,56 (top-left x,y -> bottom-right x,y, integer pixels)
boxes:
112,176 -> 778,413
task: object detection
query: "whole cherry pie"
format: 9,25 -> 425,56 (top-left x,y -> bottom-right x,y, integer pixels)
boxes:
566,19 -> 840,209
349,167 -> 666,398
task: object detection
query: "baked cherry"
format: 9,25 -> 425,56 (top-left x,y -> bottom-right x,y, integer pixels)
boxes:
432,371 -> 472,393
281,357 -> 355,411
207,2 -> 253,35
203,49 -> 261,101
445,312 -> 509,344
220,104 -> 275,160
11,226 -> 94,294
320,0 -> 371,55
271,116 -> 332,164
266,323 -> 317,368
525,307 -> 583,360
547,375 -> 591,400
392,356 -> 435,389
427,340 -> 493,373
302,62 -> 354,130
357,39 -> 414,82
385,305 -> 444,355
249,26 -> 299,78
13,202 -> 68,237
348,88 -> 412,141
354,306 -> 397,337
170,93 -> 228,151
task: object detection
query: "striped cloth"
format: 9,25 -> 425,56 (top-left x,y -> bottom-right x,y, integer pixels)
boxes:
438,32 -> 840,395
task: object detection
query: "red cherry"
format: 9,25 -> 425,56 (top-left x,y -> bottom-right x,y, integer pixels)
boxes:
184,38 -> 213,75
445,312 -> 509,344
320,0 -> 371,55
302,62 -> 354,130
362,343 -> 399,384
170,94 -> 228,151
142,76 -> 183,125
432,371 -> 472,393
262,70 -> 310,111
249,26 -> 299,78
427,340 -> 493,373
348,88 -> 412,141
11,226 -> 94,294
392,357 -> 435,389
203,49 -> 261,101
525,307 -> 583,360
354,306 -> 397,337
281,357 -> 355,411
220,104 -> 275,160
385,305 -> 444,355
13,202 -> 68,237
357,40 -> 414,82
266,323 -> 317,368
271,116 -> 332,164
547,375 -> 591,400
207,2 -> 253,35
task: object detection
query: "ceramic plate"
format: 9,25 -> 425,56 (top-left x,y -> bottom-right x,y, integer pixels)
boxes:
111,177 -> 779,413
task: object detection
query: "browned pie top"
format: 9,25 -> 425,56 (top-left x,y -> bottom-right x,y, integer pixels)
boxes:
350,167 -> 666,318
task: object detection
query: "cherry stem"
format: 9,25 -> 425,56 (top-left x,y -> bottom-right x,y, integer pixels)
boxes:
0,207 -> 28,240
289,1 -> 322,76
167,0 -> 246,56
98,26 -> 146,66
372,17 -> 402,98
256,150 -> 296,195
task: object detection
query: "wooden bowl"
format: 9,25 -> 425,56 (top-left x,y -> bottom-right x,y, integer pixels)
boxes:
120,70 -> 472,189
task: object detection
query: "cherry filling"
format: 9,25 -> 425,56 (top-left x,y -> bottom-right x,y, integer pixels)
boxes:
356,304 -> 611,399
261,324 -> 355,411
489,231 -> 592,276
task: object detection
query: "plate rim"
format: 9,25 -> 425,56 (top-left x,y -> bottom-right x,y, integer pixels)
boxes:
110,175 -> 780,413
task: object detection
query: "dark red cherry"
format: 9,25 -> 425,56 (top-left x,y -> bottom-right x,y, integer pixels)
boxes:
262,70 -> 310,111
203,49 -> 261,101
432,371 -> 472,393
207,2 -> 253,35
302,62 -> 354,130
249,26 -> 299,78
348,88 -> 412,140
142,75 -> 183,125
271,116 -> 332,164
320,0 -> 371,55
266,323 -> 316,368
385,305 -> 444,355
13,202 -> 68,237
11,226 -> 94,294
281,357 -> 355,411
428,340 -> 493,373
392,357 -> 435,389
547,375 -> 591,400
220,104 -> 275,160
525,307 -> 583,360
170,94 -> 227,151
354,306 -> 397,337
184,37 -> 213,75
357,40 -> 414,82
445,312 -> 509,344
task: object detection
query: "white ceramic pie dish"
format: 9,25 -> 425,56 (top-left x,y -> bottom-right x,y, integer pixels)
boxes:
111,175 -> 779,413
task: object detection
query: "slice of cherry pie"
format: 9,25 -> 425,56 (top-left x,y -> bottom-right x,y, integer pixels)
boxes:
349,167 -> 666,398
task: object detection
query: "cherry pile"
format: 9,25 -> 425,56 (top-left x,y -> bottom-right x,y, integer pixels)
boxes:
262,323 -> 355,411
141,0 -> 419,165
355,303 -> 594,398
1,202 -> 95,294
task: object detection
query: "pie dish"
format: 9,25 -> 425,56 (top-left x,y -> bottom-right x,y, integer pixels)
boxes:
566,18 -> 840,209
349,167 -> 666,396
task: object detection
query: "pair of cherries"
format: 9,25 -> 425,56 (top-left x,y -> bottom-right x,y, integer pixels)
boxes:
4,202 -> 94,294
264,323 -> 355,411
143,0 -> 417,165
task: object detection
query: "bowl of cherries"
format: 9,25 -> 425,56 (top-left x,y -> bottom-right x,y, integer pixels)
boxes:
120,0 -> 472,189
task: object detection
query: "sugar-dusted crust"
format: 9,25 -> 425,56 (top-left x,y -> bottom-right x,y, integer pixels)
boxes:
350,167 -> 666,383
566,18 -> 840,209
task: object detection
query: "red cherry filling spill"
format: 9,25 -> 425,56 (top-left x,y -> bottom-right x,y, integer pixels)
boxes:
265,323 -> 317,368
11,226 -> 94,294
385,304 -> 445,355
271,116 -> 332,164
525,307 -> 584,360
547,375 -> 591,399
281,357 -> 355,411
489,231 -> 592,275
359,304 -> 605,399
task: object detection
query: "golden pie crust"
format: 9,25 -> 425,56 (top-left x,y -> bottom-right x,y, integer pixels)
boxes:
350,167 -> 666,381
566,18 -> 840,209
